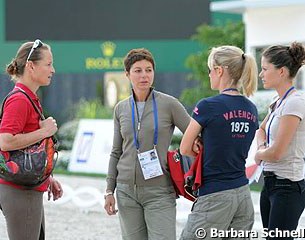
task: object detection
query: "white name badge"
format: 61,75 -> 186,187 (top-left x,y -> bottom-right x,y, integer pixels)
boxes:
137,148 -> 163,180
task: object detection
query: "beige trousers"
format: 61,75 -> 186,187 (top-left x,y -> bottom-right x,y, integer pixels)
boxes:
180,185 -> 254,240
0,184 -> 45,240
116,183 -> 177,240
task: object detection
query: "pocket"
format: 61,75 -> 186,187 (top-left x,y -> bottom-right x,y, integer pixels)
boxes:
297,180 -> 305,194
193,195 -> 233,224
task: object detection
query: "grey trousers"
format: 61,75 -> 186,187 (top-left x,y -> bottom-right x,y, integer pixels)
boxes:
180,185 -> 254,240
116,183 -> 177,240
0,184 -> 45,240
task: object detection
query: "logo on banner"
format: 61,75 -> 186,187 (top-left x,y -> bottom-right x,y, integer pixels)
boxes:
85,41 -> 124,70
76,132 -> 94,163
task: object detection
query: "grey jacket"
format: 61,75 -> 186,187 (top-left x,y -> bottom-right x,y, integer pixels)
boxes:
106,90 -> 190,191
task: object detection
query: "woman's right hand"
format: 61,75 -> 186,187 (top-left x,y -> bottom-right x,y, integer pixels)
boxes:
39,117 -> 58,137
104,194 -> 118,216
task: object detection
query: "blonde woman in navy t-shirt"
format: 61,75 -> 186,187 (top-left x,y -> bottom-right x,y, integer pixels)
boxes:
180,46 -> 259,240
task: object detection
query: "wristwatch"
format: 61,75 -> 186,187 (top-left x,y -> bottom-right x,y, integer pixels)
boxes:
104,191 -> 114,199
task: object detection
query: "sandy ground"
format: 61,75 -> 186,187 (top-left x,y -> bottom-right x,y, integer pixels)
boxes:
1,174 -> 305,240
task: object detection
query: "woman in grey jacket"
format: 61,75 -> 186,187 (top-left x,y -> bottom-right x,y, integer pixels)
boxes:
104,48 -> 190,240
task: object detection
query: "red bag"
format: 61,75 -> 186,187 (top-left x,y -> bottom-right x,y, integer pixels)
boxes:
167,147 -> 203,201
0,89 -> 58,188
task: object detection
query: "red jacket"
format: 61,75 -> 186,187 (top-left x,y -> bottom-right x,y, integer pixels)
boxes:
167,148 -> 203,201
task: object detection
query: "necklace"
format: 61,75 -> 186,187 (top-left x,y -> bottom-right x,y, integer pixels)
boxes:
222,88 -> 239,93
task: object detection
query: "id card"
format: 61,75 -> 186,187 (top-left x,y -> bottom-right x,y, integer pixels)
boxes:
137,148 -> 163,180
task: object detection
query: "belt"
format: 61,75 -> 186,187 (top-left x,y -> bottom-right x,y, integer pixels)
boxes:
262,171 -> 276,177
263,171 -> 286,179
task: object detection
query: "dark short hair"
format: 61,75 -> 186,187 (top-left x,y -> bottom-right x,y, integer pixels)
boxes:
124,48 -> 155,72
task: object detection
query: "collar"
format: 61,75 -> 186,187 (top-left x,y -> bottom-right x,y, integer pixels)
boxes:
132,87 -> 155,102
14,83 -> 39,101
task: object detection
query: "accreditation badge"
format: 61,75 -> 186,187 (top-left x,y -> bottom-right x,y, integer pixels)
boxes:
137,148 -> 163,180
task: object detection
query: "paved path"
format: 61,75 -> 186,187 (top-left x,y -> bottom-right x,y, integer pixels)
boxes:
0,175 -> 305,239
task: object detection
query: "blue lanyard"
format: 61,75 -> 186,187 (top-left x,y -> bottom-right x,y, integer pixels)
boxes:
131,91 -> 158,151
267,86 -> 295,144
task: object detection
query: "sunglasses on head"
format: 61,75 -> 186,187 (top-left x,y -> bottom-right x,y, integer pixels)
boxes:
26,39 -> 43,62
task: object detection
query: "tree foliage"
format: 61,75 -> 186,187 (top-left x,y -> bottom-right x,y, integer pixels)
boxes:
180,21 -> 245,107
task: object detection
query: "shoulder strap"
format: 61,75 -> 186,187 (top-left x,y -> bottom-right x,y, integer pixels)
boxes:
0,89 -> 45,121
0,89 -> 58,145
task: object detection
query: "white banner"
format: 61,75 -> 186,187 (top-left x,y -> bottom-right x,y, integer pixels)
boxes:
68,119 -> 113,174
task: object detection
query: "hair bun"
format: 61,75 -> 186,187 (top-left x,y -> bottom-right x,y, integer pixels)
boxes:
288,42 -> 305,67
12,60 -> 18,70
6,59 -> 19,76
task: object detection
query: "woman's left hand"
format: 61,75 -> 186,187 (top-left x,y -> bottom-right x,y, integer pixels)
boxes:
254,151 -> 262,165
255,143 -> 267,165
192,137 -> 202,155
48,176 -> 63,201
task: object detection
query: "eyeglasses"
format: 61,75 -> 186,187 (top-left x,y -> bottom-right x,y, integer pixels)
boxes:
26,39 -> 43,62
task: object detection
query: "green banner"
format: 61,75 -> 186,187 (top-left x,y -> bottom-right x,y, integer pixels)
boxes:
0,40 -> 200,74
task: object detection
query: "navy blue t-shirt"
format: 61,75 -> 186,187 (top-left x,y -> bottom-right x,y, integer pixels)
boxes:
192,94 -> 259,196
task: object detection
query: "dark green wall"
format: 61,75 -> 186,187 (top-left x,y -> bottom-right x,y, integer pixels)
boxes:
0,0 -> 241,123
0,0 -> 211,74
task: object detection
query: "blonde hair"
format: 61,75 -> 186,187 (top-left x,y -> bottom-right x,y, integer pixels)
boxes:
208,45 -> 258,97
